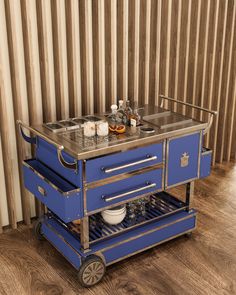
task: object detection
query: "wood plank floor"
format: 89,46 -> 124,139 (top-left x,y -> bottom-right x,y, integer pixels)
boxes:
0,162 -> 236,295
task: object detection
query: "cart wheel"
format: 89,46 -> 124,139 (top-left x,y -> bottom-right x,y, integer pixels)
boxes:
185,232 -> 193,238
78,256 -> 106,287
34,219 -> 45,241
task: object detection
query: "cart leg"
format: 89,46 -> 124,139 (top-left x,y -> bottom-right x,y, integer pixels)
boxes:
186,181 -> 194,211
80,216 -> 90,250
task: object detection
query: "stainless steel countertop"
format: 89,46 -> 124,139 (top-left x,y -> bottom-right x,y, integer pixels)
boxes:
32,105 -> 207,160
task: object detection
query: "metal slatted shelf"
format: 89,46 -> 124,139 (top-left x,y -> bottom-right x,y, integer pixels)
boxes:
68,192 -> 187,245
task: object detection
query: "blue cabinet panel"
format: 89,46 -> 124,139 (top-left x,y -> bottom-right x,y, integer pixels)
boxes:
167,133 -> 200,187
85,142 -> 163,182
86,168 -> 163,212
36,137 -> 82,187
23,159 -> 83,222
200,149 -> 212,178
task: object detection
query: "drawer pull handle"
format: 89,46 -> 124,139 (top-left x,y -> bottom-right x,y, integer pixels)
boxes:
103,155 -> 157,173
102,182 -> 156,202
38,186 -> 47,196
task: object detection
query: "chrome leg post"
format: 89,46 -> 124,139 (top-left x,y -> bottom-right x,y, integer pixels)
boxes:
80,216 -> 90,251
186,181 -> 194,211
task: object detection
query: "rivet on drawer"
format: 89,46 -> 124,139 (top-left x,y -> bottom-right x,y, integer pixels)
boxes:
38,185 -> 47,196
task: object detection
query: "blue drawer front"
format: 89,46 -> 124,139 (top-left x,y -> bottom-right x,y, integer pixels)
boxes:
200,150 -> 212,178
85,142 -> 163,183
167,133 -> 200,187
23,160 -> 83,223
86,168 -> 163,212
36,138 -> 82,187
42,222 -> 82,270
102,214 -> 196,264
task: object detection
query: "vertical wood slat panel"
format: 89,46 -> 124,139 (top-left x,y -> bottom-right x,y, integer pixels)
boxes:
181,0 -> 191,115
154,0 -> 162,106
1,0 -> 236,230
51,0 -> 69,119
37,0 -> 56,122
5,0 -> 33,224
21,0 -> 44,217
79,0 -> 94,114
66,0 -> 82,117
0,0 -> 22,228
220,2 -> 236,162
96,0 -> 106,112
206,0 -> 220,147
0,135 -> 9,230
213,1 -> 228,164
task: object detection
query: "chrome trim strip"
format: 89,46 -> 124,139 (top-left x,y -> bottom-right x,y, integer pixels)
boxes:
103,155 -> 158,173
86,163 -> 163,189
23,160 -> 81,196
197,131 -> 202,178
83,160 -> 87,215
98,213 -> 196,252
162,139 -> 166,189
105,227 -> 196,266
102,183 -> 157,202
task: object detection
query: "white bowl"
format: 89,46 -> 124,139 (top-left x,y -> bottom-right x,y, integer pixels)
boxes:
101,205 -> 126,225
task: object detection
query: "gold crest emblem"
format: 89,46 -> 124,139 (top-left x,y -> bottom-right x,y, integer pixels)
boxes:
180,152 -> 189,167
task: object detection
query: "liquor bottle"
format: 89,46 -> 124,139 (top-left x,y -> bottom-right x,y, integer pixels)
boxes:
130,101 -> 141,127
124,100 -> 133,125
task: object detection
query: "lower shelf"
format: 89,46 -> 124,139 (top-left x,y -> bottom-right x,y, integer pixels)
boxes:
69,191 -> 188,245
42,208 -> 197,268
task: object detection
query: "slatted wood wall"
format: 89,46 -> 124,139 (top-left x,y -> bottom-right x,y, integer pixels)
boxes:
0,0 -> 236,230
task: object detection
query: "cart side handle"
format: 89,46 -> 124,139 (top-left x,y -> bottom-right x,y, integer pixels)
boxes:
159,95 -> 217,135
16,120 -> 77,172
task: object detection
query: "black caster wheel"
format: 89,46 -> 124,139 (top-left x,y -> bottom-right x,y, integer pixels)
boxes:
185,232 -> 193,238
33,219 -> 45,241
78,255 -> 106,287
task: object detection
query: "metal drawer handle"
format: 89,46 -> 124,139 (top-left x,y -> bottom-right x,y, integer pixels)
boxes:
102,182 -> 156,202
102,155 -> 157,174
38,185 -> 47,196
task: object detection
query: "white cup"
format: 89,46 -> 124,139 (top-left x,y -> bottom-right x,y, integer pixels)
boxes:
96,121 -> 109,136
84,121 -> 96,137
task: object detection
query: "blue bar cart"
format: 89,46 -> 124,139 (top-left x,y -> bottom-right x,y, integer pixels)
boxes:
18,95 -> 216,287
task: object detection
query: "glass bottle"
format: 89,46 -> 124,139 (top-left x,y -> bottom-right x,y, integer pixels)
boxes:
117,100 -> 127,124
124,100 -> 133,125
129,101 -> 141,127
109,104 -> 118,122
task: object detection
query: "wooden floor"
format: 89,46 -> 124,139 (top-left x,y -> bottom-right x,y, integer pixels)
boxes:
0,162 -> 236,295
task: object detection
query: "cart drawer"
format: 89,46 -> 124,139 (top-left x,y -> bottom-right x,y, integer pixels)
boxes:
23,159 -> 83,223
166,132 -> 200,188
85,142 -> 163,183
200,148 -> 212,178
86,167 -> 163,213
